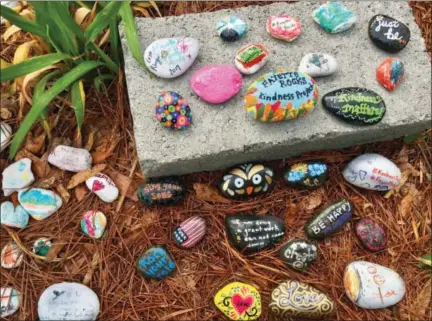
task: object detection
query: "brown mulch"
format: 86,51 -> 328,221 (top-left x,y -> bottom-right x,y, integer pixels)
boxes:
1,1 -> 431,321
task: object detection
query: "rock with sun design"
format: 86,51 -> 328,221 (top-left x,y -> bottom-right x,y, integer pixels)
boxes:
219,164 -> 274,199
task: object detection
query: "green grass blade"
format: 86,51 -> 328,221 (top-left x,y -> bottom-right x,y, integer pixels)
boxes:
8,61 -> 103,159
1,53 -> 69,82
94,74 -> 114,92
87,42 -> 118,73
71,80 -> 85,135
49,2 -> 84,43
84,1 -> 123,43
119,2 -> 145,67
0,4 -> 46,39
109,17 -> 120,64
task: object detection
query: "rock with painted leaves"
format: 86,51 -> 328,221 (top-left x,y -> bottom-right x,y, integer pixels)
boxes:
235,43 -> 269,75
48,145 -> 92,172
2,158 -> 35,196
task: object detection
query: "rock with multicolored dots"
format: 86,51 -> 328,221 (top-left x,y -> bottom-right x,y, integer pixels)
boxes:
137,178 -> 185,205
217,15 -> 247,42
266,14 -> 302,42
298,53 -> 338,77
155,91 -> 192,130
376,57 -> 404,91
244,70 -> 318,122
235,44 -> 269,75
284,161 -> 328,188
312,2 -> 356,33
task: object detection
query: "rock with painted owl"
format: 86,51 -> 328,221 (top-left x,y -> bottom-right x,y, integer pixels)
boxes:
219,163 -> 274,199
298,53 -> 338,77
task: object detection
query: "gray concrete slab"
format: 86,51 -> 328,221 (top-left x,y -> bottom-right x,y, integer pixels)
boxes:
120,1 -> 431,178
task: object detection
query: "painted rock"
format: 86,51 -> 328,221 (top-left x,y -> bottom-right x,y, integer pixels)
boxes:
322,87 -> 386,125
0,201 -> 29,229
0,122 -> 12,152
343,153 -> 401,191
369,15 -> 410,53
298,53 -> 338,77
244,70 -> 318,122
312,2 -> 356,33
33,237 -> 52,257
355,218 -> 387,252
85,173 -> 119,203
136,246 -> 176,280
376,57 -> 404,91
269,280 -> 335,318
190,65 -> 242,104
279,239 -> 318,271
155,91 -> 192,130
18,188 -> 63,220
38,282 -> 100,320
235,44 -> 269,75
173,216 -> 206,248
81,210 -> 107,239
144,36 -> 199,78
137,178 -> 185,205
2,158 -> 35,196
1,242 -> 24,269
284,161 -> 328,188
48,145 -> 92,172
305,199 -> 353,240
344,261 -> 405,309
217,16 -> 246,42
0,287 -> 21,318
266,15 -> 302,42
214,282 -> 261,321
219,163 -> 274,199
225,215 -> 285,254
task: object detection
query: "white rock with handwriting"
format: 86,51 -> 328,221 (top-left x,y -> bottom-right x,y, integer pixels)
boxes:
2,158 -> 35,196
48,145 -> 92,172
298,53 -> 337,77
85,173 -> 119,203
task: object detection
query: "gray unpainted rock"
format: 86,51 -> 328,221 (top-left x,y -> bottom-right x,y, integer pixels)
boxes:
120,2 -> 431,178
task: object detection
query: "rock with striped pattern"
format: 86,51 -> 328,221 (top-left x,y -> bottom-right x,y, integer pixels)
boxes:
173,216 -> 206,248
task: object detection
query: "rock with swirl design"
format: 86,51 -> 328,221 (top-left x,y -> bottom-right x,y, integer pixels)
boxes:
214,282 -> 261,320
279,239 -> 318,271
269,280 -> 334,318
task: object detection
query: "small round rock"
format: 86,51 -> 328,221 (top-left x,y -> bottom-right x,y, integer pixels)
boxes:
155,91 -> 192,130
217,15 -> 246,41
33,237 -> 52,257
81,210 -> 107,239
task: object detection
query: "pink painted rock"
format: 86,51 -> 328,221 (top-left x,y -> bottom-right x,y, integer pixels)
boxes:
190,65 -> 242,104
266,15 -> 302,42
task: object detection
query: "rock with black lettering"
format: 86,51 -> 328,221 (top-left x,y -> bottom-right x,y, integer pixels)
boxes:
369,15 -> 410,53
280,239 -> 318,271
322,87 -> 386,125
305,200 -> 353,240
137,178 -> 185,205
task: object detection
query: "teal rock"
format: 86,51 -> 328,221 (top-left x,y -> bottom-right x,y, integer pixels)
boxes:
1,201 -> 29,228
18,188 -> 63,220
136,246 -> 176,280
312,2 -> 356,33
217,15 -> 247,41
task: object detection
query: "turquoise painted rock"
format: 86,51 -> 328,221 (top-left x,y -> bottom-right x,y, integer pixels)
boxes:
1,201 -> 29,228
18,188 -> 63,220
136,246 -> 176,280
217,15 -> 247,41
33,237 -> 52,257
2,158 -> 35,196
284,161 -> 328,188
312,2 -> 356,33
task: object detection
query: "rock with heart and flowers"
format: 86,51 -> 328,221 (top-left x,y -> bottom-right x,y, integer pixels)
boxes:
2,158 -> 35,196
214,282 -> 261,321
1,201 -> 29,229
48,145 -> 92,172
85,173 -> 119,203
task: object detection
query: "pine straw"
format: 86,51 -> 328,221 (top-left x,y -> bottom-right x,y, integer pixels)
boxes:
1,2 -> 431,321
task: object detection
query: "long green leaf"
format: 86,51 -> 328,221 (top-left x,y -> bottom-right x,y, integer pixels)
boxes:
119,2 -> 145,67
0,4 -> 46,39
71,80 -> 85,135
94,74 -> 114,93
87,42 -> 118,73
0,53 -> 69,82
109,17 -> 120,64
9,61 -> 103,158
84,1 -> 123,43
51,2 -> 85,42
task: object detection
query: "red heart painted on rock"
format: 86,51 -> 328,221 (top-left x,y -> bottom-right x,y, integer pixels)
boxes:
232,293 -> 253,315
92,180 -> 105,192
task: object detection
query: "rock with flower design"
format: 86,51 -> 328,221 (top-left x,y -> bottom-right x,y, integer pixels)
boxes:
244,70 -> 318,122
284,161 -> 328,188
2,158 -> 35,196
217,16 -> 247,42
155,91 -> 192,130
266,15 -> 302,42
312,2 -> 356,33
376,57 -> 404,91
0,287 -> 21,318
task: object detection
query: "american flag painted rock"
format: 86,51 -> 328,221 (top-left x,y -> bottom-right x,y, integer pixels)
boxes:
173,216 -> 206,248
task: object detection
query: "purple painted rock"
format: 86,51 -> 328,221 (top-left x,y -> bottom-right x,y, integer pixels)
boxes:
190,65 -> 242,104
173,216 -> 206,248
355,218 -> 387,251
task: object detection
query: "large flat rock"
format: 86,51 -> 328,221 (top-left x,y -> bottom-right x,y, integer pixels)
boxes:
120,1 -> 431,178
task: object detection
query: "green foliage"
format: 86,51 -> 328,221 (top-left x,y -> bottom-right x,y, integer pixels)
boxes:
418,253 -> 432,269
403,132 -> 423,144
119,2 -> 145,66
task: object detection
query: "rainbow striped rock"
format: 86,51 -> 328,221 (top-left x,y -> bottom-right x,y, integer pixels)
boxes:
81,210 -> 107,239
173,216 -> 206,248
18,188 -> 63,220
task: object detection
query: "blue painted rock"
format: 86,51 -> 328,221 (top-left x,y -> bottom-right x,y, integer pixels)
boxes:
137,178 -> 185,205
305,199 -> 353,240
322,87 -> 386,125
235,43 -> 270,75
376,57 -> 404,91
244,70 -> 319,122
2,158 -> 35,196
1,242 -> 24,269
18,188 -> 63,220
219,163 -> 274,199
48,145 -> 92,172
173,216 -> 206,248
155,91 -> 192,130
136,246 -> 176,280
312,2 -> 356,33
217,15 -> 246,41
0,287 -> 21,318
0,201 -> 29,228
32,237 -> 52,257
284,161 -> 328,188
369,15 -> 410,53
225,215 -> 285,254
355,218 -> 387,252
144,37 -> 199,78
343,153 -> 401,191
279,239 -> 318,271
298,53 -> 338,77
1,122 -> 12,152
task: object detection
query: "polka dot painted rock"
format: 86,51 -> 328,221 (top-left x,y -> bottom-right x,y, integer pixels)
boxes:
369,15 -> 410,53
155,91 -> 192,130
355,218 -> 387,252
244,70 -> 318,122
312,2 -> 356,33
173,216 -> 206,248
86,173 -> 119,203
0,201 -> 29,229
266,15 -> 302,42
2,158 -> 35,196
284,161 -> 328,188
81,210 -> 107,239
1,242 -> 24,269
376,57 -> 404,91
48,145 -> 92,172
136,246 -> 176,280
1,122 -> 12,152
217,16 -> 246,41
0,287 -> 21,318
344,261 -> 405,309
279,239 -> 318,271
137,178 -> 185,205
33,237 -> 52,257
214,282 -> 262,321
298,53 -> 338,77
18,188 -> 63,220
144,37 -> 199,78
190,65 -> 242,104
235,44 -> 269,75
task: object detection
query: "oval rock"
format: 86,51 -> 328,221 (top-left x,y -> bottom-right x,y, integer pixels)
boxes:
298,53 -> 338,77
280,239 -> 318,271
217,15 -> 247,41
355,218 -> 387,251
368,15 -> 410,53
173,216 -> 206,248
137,178 -> 185,205
266,15 -> 302,42
33,237 -> 52,257
244,70 -> 318,122
1,122 -> 12,152
2,158 -> 35,196
136,246 -> 176,280
284,160 -> 328,188
312,2 -> 356,33
155,91 -> 192,130
86,173 -> 119,203
18,188 -> 63,220
235,43 -> 269,75
48,145 -> 92,172
376,57 -> 404,91
1,201 -> 29,229
0,287 -> 21,318
343,153 -> 401,191
81,210 -> 107,239
1,242 -> 24,269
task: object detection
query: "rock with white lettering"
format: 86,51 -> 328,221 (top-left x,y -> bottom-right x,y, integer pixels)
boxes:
48,145 -> 92,172
280,239 -> 318,271
298,53 -> 338,77
86,173 -> 119,203
1,121 -> 12,152
137,178 -> 185,205
2,158 -> 35,196
305,199 -> 353,240
0,287 -> 21,318
225,215 -> 285,254
369,15 -> 410,53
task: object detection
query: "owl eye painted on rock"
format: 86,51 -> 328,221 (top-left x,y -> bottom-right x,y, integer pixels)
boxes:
219,163 -> 274,199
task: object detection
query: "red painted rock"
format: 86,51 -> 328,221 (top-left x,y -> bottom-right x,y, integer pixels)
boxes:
355,218 -> 387,251
376,57 -> 404,91
173,216 -> 206,248
266,15 -> 302,42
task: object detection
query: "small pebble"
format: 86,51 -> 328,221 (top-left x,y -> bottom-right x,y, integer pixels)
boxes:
48,145 -> 92,172
217,15 -> 246,41
298,53 -> 338,77
2,158 -> 35,196
86,173 -> 119,203
81,210 -> 107,239
18,188 -> 63,220
1,242 -> 24,269
0,201 -> 29,228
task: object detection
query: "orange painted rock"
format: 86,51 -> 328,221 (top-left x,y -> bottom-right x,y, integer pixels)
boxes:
376,57 -> 404,91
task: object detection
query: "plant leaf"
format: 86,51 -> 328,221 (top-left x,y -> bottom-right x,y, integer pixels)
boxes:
87,41 -> 118,73
417,253 -> 432,268
71,80 -> 85,136
404,133 -> 422,144
50,2 -> 85,42
109,17 -> 120,64
119,1 -> 145,67
0,4 -> 46,38
84,1 -> 123,43
94,74 -> 114,93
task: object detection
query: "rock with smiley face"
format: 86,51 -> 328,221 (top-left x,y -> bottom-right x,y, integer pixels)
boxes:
368,15 -> 410,53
